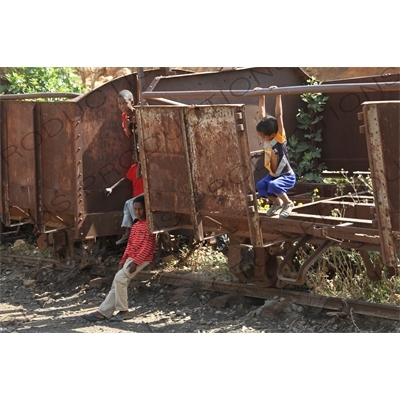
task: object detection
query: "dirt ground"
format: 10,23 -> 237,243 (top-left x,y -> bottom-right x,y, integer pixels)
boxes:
1,242 -> 399,334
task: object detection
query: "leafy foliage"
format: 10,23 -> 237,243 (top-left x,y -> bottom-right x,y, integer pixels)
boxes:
0,67 -> 84,100
288,77 -> 329,182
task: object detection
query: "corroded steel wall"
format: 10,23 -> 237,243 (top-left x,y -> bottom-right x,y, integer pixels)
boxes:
1,101 -> 37,211
137,104 -> 260,242
185,106 -> 251,215
320,74 -> 400,172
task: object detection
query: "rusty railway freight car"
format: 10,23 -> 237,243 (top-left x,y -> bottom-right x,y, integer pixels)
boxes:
0,69 -> 190,265
136,92 -> 400,287
1,68 -> 400,286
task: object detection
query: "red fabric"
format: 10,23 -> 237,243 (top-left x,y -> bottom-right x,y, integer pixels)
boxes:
126,163 -> 144,197
121,112 -> 133,138
119,220 -> 156,266
122,112 -> 128,130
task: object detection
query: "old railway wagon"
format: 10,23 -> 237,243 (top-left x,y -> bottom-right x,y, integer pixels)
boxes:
1,68 -> 399,286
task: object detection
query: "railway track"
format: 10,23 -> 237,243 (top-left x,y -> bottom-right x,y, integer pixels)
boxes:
1,252 -> 399,322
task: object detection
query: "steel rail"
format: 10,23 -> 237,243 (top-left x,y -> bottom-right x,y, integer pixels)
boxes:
2,252 -> 398,321
141,81 -> 400,100
134,271 -> 400,321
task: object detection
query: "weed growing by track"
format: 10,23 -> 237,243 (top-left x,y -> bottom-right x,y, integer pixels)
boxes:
305,247 -> 400,306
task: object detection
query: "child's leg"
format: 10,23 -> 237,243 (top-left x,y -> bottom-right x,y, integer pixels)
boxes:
267,174 -> 296,204
97,269 -> 122,319
114,259 -> 150,312
265,195 -> 283,216
276,192 -> 291,204
267,174 -> 297,218
256,174 -> 274,198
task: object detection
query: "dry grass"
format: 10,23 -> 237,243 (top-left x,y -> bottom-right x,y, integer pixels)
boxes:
305,247 -> 400,306
158,245 -> 238,282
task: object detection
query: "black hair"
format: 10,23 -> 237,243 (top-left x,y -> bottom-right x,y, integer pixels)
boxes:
256,116 -> 278,136
118,90 -> 134,101
133,194 -> 145,205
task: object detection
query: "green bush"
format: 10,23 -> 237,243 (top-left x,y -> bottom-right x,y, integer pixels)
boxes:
0,67 -> 84,100
288,77 -> 329,182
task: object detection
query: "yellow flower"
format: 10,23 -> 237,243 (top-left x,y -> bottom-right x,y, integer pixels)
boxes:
313,188 -> 319,193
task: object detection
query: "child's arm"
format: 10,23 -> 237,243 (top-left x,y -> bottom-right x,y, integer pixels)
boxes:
270,86 -> 284,134
258,93 -> 266,119
253,87 -> 266,119
124,123 -> 133,138
136,162 -> 142,179
123,109 -> 137,138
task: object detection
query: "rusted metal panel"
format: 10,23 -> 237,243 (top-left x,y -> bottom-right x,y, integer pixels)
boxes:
136,106 -> 195,234
321,74 -> 400,172
78,212 -> 124,239
185,106 -> 250,216
137,104 -> 262,246
2,101 -> 37,210
38,102 -> 77,216
71,74 -> 138,238
362,101 -> 400,268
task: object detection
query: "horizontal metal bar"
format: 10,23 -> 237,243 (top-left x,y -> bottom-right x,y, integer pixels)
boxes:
9,222 -> 31,227
149,97 -> 188,106
142,82 -> 400,100
316,200 -> 373,206
286,212 -> 373,225
43,227 -> 67,234
0,92 -> 81,100
142,90 -> 243,100
0,231 -> 21,236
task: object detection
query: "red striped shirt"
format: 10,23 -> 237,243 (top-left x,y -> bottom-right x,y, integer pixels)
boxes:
119,220 -> 156,266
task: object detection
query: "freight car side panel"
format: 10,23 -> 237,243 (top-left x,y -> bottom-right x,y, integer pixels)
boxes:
2,102 -> 37,210
137,105 -> 261,243
75,84 -> 134,215
137,106 -> 192,233
185,106 -> 251,217
39,102 -> 77,216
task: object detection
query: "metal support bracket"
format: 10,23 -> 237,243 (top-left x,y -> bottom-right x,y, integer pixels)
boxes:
277,235 -> 334,285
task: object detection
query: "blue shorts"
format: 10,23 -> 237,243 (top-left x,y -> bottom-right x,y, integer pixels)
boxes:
256,173 -> 296,197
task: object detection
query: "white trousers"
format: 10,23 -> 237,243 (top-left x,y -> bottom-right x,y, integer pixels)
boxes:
98,257 -> 149,319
